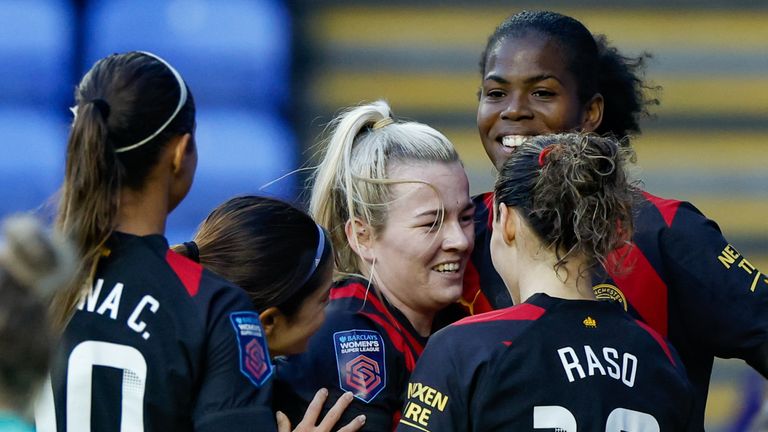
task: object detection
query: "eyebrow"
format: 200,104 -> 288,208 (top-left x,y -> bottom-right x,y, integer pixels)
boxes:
483,74 -> 562,86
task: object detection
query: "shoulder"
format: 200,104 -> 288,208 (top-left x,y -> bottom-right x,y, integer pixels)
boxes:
636,190 -> 709,229
429,303 -> 548,359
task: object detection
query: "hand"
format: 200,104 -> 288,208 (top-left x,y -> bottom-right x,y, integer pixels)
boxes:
276,388 -> 366,432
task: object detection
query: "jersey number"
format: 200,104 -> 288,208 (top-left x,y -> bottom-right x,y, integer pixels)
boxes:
36,341 -> 148,432
534,406 -> 660,431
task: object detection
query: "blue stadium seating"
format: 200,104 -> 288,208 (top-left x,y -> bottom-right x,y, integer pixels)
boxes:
83,0 -> 292,110
0,109 -> 68,218
165,108 -> 298,244
0,0 -> 74,109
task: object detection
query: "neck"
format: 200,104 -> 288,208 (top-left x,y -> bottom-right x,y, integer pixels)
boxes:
361,268 -> 434,337
115,182 -> 169,236
516,254 -> 596,304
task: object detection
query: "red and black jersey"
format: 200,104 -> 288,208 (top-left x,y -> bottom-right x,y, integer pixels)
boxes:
38,232 -> 275,432
275,277 -> 427,432
397,294 -> 697,432
463,190 -> 768,425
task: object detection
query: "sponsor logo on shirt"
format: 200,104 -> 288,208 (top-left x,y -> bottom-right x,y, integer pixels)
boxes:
401,382 -> 449,431
230,311 -> 273,387
718,244 -> 768,292
593,283 -> 628,311
333,329 -> 385,402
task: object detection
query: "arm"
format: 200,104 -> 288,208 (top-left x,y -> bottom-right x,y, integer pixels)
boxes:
193,286 -> 276,432
661,202 -> 768,375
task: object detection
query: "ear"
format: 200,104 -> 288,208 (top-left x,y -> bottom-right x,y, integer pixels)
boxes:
497,203 -> 517,246
344,218 -> 375,262
170,133 -> 193,175
258,306 -> 283,339
580,93 -> 604,133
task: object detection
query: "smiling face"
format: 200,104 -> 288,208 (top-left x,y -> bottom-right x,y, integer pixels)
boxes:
368,160 -> 475,315
477,34 -> 602,171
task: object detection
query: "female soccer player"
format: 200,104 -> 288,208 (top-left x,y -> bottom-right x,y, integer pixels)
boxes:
463,10 -> 768,426
38,51 -> 277,432
399,133 -> 696,431
276,100 -> 475,431
0,216 -> 74,432
174,195 -> 366,430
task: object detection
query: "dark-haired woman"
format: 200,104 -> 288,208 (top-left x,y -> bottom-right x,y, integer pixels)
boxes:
399,133 -> 697,431
462,10 -> 768,427
36,52 -> 276,432
174,195 -> 366,432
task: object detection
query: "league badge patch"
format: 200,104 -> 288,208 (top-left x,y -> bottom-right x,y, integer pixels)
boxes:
230,311 -> 273,387
333,329 -> 386,403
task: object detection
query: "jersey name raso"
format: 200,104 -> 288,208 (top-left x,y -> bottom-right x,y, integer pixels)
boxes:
557,344 -> 638,387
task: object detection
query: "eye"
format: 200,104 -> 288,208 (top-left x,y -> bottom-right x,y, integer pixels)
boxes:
420,221 -> 440,232
485,88 -> 506,99
532,89 -> 556,98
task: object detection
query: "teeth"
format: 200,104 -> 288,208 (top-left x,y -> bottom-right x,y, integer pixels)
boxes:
433,262 -> 460,273
502,135 -> 527,149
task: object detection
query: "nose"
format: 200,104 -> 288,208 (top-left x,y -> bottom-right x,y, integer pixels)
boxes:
500,92 -> 533,120
442,220 -> 472,253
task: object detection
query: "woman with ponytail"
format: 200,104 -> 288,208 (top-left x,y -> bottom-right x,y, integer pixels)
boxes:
277,100 -> 475,431
38,52 -> 276,431
398,133 -> 696,431
0,216 -> 74,432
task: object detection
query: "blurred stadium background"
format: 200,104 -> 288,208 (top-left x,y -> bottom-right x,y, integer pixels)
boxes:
0,0 -> 765,429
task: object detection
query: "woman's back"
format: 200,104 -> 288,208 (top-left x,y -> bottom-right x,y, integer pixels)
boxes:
42,232 -> 274,431
399,295 -> 695,431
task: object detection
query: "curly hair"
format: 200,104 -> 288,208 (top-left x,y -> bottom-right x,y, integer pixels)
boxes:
494,133 -> 637,277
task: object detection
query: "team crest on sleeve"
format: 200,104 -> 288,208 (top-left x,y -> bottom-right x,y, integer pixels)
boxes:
230,311 -> 273,387
333,330 -> 386,403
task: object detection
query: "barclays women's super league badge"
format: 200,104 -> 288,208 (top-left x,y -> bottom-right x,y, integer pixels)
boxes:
333,329 -> 386,403
230,311 -> 273,387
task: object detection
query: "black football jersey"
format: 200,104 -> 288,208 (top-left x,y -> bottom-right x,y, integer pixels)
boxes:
275,277 -> 427,432
398,294 -> 698,432
37,232 -> 276,432
463,190 -> 768,425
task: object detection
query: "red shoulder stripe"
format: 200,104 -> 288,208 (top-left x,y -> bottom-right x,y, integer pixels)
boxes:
165,249 -> 203,297
453,303 -> 546,326
642,191 -> 682,228
606,244 -> 669,337
331,282 -> 425,354
362,311 -> 418,371
483,192 -> 495,229
634,318 -> 676,366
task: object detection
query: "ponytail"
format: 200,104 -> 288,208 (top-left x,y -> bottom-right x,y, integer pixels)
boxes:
309,100 -> 458,276
53,100 -> 122,329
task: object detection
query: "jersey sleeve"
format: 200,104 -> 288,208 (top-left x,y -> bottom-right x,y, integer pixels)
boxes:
396,329 -> 470,432
192,274 -> 276,432
276,310 -> 402,431
661,202 -> 768,375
